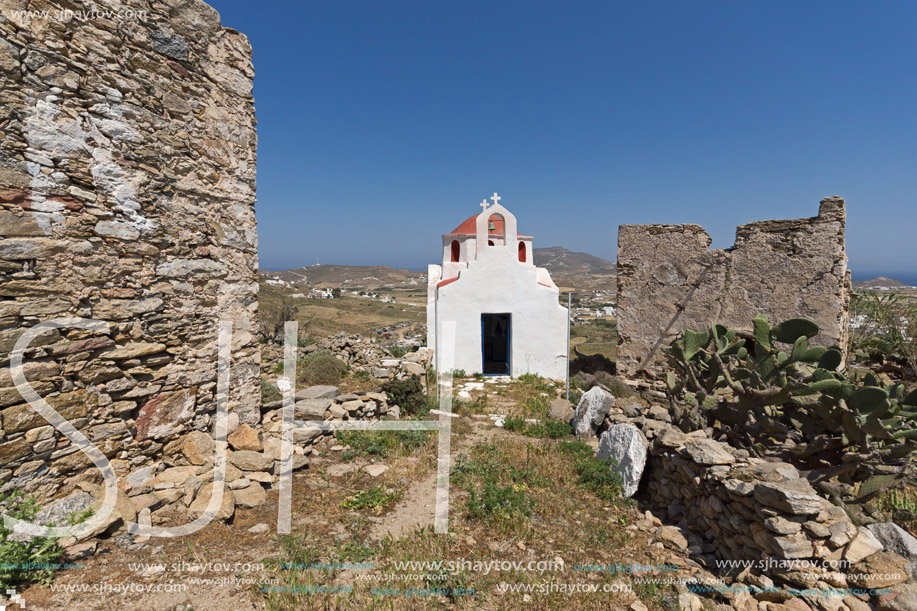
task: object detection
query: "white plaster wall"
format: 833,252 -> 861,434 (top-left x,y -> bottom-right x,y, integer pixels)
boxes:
431,244 -> 568,379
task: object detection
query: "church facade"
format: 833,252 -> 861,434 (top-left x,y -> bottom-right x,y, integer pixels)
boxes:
427,195 -> 569,379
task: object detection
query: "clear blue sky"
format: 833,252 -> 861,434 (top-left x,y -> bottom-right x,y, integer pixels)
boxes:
210,0 -> 916,280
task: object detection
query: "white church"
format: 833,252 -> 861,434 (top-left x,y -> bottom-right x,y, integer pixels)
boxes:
427,194 -> 569,379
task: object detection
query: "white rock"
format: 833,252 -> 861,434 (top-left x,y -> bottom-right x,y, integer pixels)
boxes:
572,386 -> 615,437
596,424 -> 647,497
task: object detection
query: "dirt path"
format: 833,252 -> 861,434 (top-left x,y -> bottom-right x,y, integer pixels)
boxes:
368,416 -> 496,541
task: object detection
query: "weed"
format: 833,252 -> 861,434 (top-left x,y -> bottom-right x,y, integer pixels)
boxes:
517,373 -> 554,393
337,429 -> 432,460
350,369 -> 371,381
261,377 -> 281,403
387,344 -> 411,358
341,487 -> 402,512
0,491 -> 64,588
381,375 -> 433,417
298,350 -> 348,386
466,481 -> 533,520
504,416 -> 572,439
574,456 -> 623,502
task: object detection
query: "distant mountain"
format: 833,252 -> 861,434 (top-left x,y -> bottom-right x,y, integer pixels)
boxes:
533,246 -> 616,274
260,264 -> 424,289
261,246 -> 617,292
852,276 -> 910,289
532,247 -> 616,292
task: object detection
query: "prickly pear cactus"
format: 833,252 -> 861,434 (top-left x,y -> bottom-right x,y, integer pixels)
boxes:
665,314 -> 917,495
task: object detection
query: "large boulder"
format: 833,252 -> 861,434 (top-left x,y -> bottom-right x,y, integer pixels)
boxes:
596,423 -> 647,497
571,386 -> 614,437
867,522 -> 917,577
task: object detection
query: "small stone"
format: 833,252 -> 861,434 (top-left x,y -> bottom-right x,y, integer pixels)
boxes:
845,527 -> 884,564
683,438 -> 735,465
548,398 -> 573,422
188,482 -> 234,521
764,515 -> 802,535
295,399 -> 330,420
182,431 -> 214,466
364,464 -> 389,478
342,400 -> 363,412
847,552 -> 909,588
647,405 -> 672,423
867,523 -> 917,576
232,483 -> 267,508
828,520 -> 857,548
876,582 -> 917,611
753,482 -> 824,516
248,523 -> 269,534
654,525 -> 688,552
229,450 -> 273,472
296,385 -> 339,400
227,424 -> 262,452
677,592 -> 703,611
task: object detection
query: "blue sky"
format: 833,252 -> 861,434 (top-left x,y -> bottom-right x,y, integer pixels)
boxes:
210,1 -> 916,280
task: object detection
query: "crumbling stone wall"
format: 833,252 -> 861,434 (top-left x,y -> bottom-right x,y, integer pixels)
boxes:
617,198 -> 850,378
645,427 -> 914,609
0,0 -> 259,500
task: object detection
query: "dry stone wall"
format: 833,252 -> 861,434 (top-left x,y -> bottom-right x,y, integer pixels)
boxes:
617,198 -> 850,378
590,395 -> 917,610
645,427 -> 915,610
0,0 -> 259,501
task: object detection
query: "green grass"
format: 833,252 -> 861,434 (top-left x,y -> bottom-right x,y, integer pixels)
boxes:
337,429 -> 432,461
341,486 -> 402,512
466,481 -> 533,520
503,415 -> 572,439
558,441 -> 623,502
0,491 -> 65,589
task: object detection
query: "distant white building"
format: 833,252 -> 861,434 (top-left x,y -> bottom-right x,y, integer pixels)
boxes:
427,194 -> 568,379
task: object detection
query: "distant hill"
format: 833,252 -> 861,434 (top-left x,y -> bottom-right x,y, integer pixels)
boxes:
261,264 -> 424,289
532,247 -> 616,292
533,246 -> 615,274
852,276 -> 909,289
261,246 -> 617,293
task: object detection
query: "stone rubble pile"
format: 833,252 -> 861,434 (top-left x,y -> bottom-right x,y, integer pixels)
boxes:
571,387 -> 917,611
302,333 -> 432,380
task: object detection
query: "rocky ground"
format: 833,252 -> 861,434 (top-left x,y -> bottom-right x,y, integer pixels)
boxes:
8,370 -> 917,610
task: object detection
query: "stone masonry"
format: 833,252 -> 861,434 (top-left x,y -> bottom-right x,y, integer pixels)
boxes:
617,198 -> 850,378
0,0 -> 259,501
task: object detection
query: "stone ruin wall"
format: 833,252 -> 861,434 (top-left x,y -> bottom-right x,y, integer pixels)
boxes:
645,425 -> 912,609
617,197 -> 850,378
576,388 -> 917,610
0,0 -> 260,502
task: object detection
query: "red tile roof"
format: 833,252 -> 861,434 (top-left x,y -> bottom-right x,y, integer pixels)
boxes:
446,213 -> 505,236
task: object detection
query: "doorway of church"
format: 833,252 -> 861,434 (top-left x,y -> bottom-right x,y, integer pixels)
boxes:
481,313 -> 511,375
